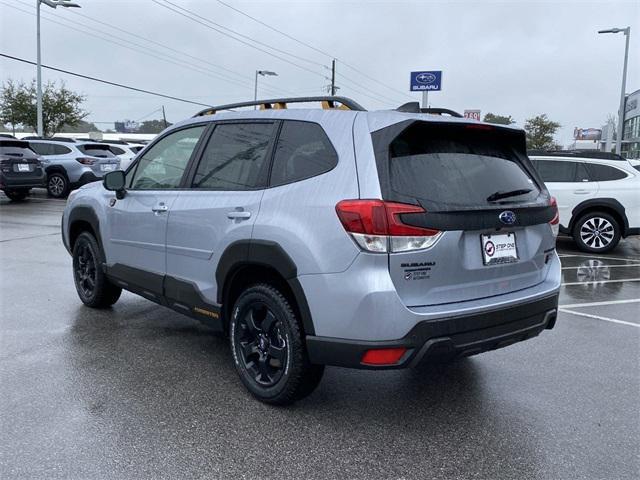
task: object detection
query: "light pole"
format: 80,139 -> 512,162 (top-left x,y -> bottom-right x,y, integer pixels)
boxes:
598,27 -> 630,155
254,70 -> 277,109
37,0 -> 81,137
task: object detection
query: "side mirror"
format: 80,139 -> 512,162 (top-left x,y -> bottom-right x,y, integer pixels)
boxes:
103,170 -> 126,199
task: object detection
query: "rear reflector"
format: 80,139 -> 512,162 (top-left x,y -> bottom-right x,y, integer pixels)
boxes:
361,348 -> 407,366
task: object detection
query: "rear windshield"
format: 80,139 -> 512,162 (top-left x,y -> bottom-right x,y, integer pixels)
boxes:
384,122 -> 541,210
0,140 -> 37,158
77,144 -> 116,158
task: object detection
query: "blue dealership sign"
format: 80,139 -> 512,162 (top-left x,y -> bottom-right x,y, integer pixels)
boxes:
410,71 -> 442,91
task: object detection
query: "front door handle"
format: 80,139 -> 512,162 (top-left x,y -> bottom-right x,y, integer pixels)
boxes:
152,203 -> 169,214
227,211 -> 251,220
573,189 -> 591,194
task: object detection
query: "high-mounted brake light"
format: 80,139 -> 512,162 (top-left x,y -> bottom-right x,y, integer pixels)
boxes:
549,197 -> 560,237
335,200 -> 442,253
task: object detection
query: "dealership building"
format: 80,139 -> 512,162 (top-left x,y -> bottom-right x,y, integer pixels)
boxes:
621,88 -> 640,159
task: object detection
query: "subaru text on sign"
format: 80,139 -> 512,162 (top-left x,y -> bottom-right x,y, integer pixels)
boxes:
410,71 -> 442,91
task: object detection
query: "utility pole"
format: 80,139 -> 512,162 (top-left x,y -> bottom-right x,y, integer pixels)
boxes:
331,59 -> 336,96
162,105 -> 168,129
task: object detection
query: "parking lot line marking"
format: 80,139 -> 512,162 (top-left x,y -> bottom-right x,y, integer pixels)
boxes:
559,308 -> 640,328
558,254 -> 640,263
561,278 -> 640,286
561,264 -> 640,270
560,298 -> 640,309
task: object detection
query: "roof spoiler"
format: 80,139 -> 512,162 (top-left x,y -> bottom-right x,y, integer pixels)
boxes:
395,102 -> 463,118
193,96 -> 366,117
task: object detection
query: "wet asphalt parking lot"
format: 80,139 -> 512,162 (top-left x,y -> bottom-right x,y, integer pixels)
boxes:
1,191 -> 638,480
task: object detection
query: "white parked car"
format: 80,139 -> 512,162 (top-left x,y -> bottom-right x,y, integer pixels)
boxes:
101,142 -> 145,170
530,152 -> 640,253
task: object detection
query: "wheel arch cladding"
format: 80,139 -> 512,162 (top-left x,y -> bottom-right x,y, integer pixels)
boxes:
68,206 -> 101,252
216,240 -> 315,335
571,198 -> 628,236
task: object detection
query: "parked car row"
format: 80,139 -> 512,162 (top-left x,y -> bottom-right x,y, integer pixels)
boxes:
1,136 -> 149,200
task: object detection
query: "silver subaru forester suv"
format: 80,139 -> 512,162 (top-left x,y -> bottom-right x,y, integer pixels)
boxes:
62,97 -> 561,405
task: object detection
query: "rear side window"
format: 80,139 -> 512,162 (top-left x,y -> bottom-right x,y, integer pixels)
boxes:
585,163 -> 628,181
77,145 -> 115,158
192,123 -> 275,190
110,146 -> 126,155
384,122 -> 540,210
270,121 -> 338,186
532,160 -> 589,182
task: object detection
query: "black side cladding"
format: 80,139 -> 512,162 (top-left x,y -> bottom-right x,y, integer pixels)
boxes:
371,120 -> 555,231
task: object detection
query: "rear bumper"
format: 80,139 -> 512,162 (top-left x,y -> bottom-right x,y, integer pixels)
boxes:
0,171 -> 46,189
306,292 -> 558,369
70,171 -> 100,189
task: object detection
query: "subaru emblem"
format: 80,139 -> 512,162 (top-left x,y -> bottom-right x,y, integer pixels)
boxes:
499,211 -> 517,225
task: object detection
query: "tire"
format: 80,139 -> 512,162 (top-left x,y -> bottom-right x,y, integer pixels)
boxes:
229,284 -> 324,405
72,232 -> 122,308
47,172 -> 69,198
3,189 -> 29,201
572,211 -> 621,253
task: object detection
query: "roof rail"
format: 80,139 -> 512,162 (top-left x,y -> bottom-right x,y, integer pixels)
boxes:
193,96 -> 366,117
395,102 -> 463,118
528,150 -> 625,161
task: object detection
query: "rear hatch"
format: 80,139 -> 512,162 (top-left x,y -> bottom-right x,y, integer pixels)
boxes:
76,144 -> 120,175
0,140 -> 43,180
371,120 -> 556,307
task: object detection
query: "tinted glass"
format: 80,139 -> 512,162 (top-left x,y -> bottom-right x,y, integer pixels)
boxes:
193,123 -> 275,190
130,146 -> 144,153
77,145 -> 115,158
51,144 -> 71,155
0,140 -> 37,158
270,121 -> 338,186
110,146 -> 126,155
532,160 -> 583,182
129,126 -> 205,189
387,123 -> 539,210
585,163 -> 628,181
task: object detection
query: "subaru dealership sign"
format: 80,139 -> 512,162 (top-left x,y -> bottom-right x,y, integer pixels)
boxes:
410,71 -> 442,91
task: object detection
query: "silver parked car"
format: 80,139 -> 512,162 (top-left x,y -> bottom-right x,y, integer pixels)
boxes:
28,140 -> 120,198
62,97 -> 561,405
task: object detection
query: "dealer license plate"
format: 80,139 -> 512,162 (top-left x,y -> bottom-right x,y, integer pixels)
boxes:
481,232 -> 518,265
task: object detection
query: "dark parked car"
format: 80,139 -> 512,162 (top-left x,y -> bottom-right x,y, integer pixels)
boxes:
0,140 -> 46,201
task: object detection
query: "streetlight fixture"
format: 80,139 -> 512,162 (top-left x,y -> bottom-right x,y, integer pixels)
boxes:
37,0 -> 81,137
598,26 -> 630,155
254,70 -> 278,109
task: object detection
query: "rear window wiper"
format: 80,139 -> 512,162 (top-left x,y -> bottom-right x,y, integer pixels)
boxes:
486,188 -> 532,202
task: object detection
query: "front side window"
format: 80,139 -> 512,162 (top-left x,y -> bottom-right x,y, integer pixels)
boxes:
192,123 -> 275,190
270,121 -> 338,186
129,125 -> 205,190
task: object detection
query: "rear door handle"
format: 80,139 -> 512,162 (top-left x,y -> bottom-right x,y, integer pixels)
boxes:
152,203 -> 169,214
227,211 -> 251,220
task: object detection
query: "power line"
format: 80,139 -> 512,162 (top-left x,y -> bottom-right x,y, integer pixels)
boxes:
0,53 -> 212,107
212,0 -> 413,101
6,1 -> 286,97
151,0 -> 330,80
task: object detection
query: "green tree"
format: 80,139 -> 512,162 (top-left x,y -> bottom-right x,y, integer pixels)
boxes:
483,112 -> 516,125
0,79 -> 88,136
524,114 -> 561,150
137,119 -> 171,134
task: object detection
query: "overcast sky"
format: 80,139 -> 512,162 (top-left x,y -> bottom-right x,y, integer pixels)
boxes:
1,0 -> 638,145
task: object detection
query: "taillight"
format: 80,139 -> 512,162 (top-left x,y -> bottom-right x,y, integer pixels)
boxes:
76,157 -> 95,165
549,197 -> 559,237
335,199 -> 442,253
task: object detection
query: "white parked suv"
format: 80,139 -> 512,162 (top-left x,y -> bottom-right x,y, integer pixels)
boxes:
530,151 -> 640,253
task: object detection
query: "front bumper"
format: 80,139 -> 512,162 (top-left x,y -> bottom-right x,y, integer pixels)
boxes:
306,293 -> 558,369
